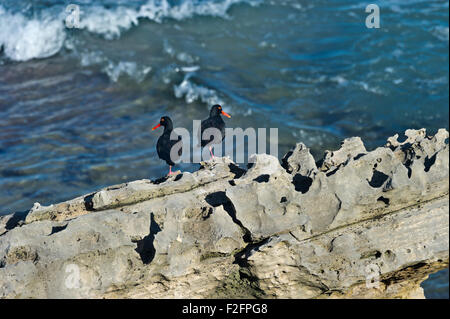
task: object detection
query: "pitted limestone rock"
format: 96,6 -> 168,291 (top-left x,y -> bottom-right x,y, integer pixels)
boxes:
0,128 -> 448,299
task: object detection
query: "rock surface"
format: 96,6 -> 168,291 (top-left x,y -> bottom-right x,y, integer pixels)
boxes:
0,129 -> 448,299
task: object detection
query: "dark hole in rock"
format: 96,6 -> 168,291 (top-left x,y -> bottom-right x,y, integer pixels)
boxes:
174,173 -> 183,181
360,250 -> 382,259
84,194 -> 95,211
325,166 -> 339,177
368,170 -> 389,188
205,191 -> 252,243
229,180 -> 236,186
411,262 -> 427,270
377,196 -> 390,205
201,207 -> 213,220
353,153 -> 366,161
400,142 -> 413,154
229,163 -> 246,179
424,153 -> 437,172
152,176 -> 169,185
224,201 -> 252,243
403,159 -> 413,178
253,174 -> 270,183
384,250 -> 396,261
135,213 -> 161,265
205,191 -> 228,207
49,224 -> 68,235
315,158 -> 324,169
398,133 -> 408,143
292,174 -> 313,193
281,150 -> 293,172
233,238 -> 271,267
280,197 -> 287,203
5,211 -> 28,230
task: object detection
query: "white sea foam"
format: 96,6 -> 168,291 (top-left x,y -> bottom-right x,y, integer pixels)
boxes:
174,73 -> 225,105
181,66 -> 201,72
103,61 -> 152,82
139,0 -> 259,22
0,0 -> 261,62
78,6 -> 140,40
0,7 -> 66,61
356,81 -> 384,95
330,76 -> 348,86
80,50 -> 106,67
79,49 -> 153,82
82,0 -> 261,38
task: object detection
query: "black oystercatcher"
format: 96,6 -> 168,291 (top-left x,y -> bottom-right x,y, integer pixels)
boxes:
152,116 -> 182,175
199,105 -> 231,159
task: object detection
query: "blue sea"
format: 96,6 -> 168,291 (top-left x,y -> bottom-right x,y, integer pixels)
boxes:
0,0 -> 448,298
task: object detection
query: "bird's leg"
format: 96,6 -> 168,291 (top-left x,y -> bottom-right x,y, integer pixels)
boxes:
209,146 -> 215,159
168,166 -> 173,176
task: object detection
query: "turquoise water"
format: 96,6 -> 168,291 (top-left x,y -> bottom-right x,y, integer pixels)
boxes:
0,0 -> 448,298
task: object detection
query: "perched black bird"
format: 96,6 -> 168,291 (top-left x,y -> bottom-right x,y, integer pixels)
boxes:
199,104 -> 231,159
152,116 -> 182,175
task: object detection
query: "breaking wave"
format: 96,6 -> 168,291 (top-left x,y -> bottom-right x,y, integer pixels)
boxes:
0,0 -> 261,61
0,7 -> 66,61
174,73 -> 226,106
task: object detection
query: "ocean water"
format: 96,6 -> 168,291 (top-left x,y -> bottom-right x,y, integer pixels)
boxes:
0,0 -> 448,298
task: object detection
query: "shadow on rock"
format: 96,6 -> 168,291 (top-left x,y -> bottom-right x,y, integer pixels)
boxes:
5,211 -> 29,230
135,213 -> 161,264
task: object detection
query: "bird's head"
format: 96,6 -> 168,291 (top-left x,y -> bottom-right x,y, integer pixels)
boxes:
210,104 -> 231,118
152,116 -> 173,131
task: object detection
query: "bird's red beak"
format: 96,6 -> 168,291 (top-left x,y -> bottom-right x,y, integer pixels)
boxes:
152,123 -> 161,130
221,111 -> 231,118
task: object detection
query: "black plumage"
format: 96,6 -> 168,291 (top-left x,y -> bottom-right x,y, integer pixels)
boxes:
199,105 -> 231,149
153,116 -> 182,175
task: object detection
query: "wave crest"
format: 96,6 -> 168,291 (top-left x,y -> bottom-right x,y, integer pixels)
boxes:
0,8 -> 65,61
0,0 -> 261,61
174,73 -> 225,105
